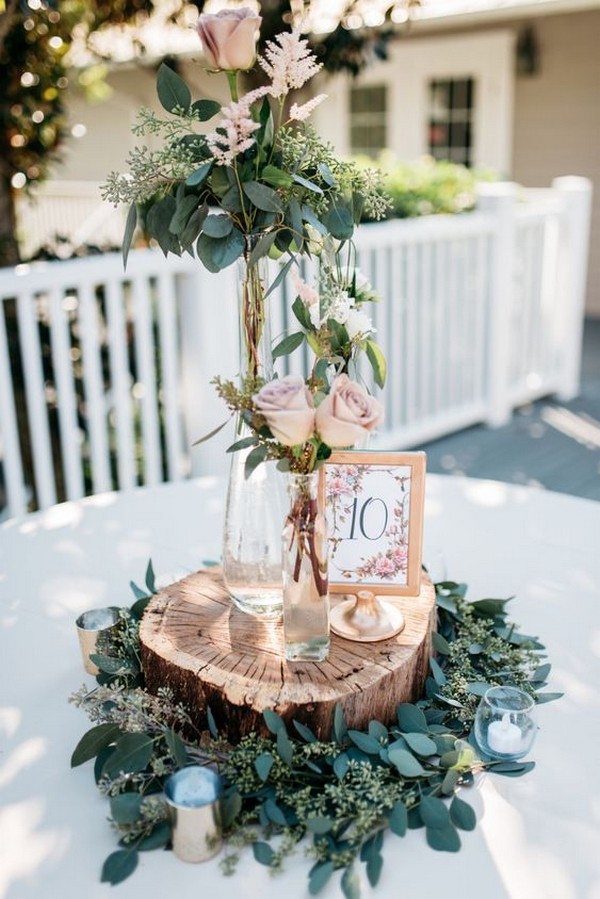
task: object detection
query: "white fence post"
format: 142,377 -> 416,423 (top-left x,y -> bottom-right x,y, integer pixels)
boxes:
552,176 -> 593,402
177,267 -> 238,477
477,182 -> 517,428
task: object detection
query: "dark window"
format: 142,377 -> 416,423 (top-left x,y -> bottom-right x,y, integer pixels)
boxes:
428,78 -> 475,167
349,85 -> 388,157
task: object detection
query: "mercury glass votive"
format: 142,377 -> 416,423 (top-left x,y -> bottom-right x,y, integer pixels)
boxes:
474,685 -> 536,759
164,766 -> 223,863
75,607 -> 120,675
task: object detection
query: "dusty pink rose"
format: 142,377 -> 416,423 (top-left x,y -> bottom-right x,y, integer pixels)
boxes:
197,8 -> 262,71
315,375 -> 384,448
254,375 -> 315,446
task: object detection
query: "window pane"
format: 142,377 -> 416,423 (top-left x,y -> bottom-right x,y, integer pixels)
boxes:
349,85 -> 388,156
427,76 -> 475,167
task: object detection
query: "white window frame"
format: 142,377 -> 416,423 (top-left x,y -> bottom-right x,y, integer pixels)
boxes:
314,30 -> 515,174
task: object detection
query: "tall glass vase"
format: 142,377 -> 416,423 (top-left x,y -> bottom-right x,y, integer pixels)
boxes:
222,254 -> 285,618
282,472 -> 330,661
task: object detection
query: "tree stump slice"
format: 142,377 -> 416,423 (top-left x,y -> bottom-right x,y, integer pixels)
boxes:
140,568 -> 437,741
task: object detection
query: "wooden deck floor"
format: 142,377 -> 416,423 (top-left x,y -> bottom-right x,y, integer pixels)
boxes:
415,318 -> 600,501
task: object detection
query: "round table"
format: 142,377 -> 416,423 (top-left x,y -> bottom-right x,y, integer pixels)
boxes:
1,474 -> 599,899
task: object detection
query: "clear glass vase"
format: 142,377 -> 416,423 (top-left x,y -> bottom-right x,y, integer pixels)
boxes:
222,254 -> 285,619
282,472 -> 330,661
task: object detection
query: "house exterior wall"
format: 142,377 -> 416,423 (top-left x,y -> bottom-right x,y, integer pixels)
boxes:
508,10 -> 600,316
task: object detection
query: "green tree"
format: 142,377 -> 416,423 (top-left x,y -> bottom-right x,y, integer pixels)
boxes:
0,0 -> 155,265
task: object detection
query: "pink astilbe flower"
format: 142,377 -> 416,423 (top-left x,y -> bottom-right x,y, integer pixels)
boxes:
289,94 -> 327,122
206,86 -> 270,166
259,31 -> 322,98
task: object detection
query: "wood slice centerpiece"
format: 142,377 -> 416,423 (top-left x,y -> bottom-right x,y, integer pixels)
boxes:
140,568 -> 437,741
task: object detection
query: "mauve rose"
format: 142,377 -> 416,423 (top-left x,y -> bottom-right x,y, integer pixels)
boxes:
254,375 -> 315,446
315,374 -> 384,448
197,8 -> 262,71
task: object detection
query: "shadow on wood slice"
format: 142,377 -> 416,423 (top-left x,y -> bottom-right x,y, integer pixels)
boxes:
139,567 -> 437,741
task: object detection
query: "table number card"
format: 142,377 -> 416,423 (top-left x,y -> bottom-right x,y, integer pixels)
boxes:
321,451 -> 426,596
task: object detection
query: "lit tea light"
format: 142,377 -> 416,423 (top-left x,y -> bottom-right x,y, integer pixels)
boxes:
487,713 -> 527,755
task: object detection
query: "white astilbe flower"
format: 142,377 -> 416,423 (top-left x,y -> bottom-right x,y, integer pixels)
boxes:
259,31 -> 322,98
289,93 -> 327,122
206,86 -> 270,166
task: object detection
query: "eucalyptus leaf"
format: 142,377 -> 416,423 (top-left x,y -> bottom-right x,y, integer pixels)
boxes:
365,339 -> 387,389
145,559 -> 156,594
253,841 -> 275,867
101,849 -> 138,885
531,663 -> 551,683
196,227 -> 245,272
101,733 -> 154,779
221,789 -> 242,829
366,848 -> 383,887
419,796 -> 450,829
186,162 -> 213,189
341,866 -> 361,899
249,231 -> 278,266
277,729 -> 294,766
71,723 -> 121,767
535,692 -> 563,704
322,200 -> 354,240
293,720 -> 317,743
122,203 -> 137,270
226,436 -> 258,454
110,792 -> 143,825
243,181 -> 282,213
292,294 -> 312,329
403,732 -> 437,756
261,165 -> 293,188
203,214 -> 233,239
164,729 -> 188,767
272,331 -> 304,360
432,631 -> 452,655
191,98 -> 221,121
156,63 -> 191,113
147,195 -> 179,256
263,708 -> 285,735
264,256 -> 294,298
426,823 -> 461,852
333,703 -> 348,744
137,820 -> 170,851
307,815 -> 334,834
429,656 -> 447,686
450,796 -> 476,831
254,752 -> 274,782
192,416 -> 231,447
264,798 -> 287,826
88,654 -> 135,675
348,730 -> 381,755
397,703 -> 428,734
333,753 -> 350,779
388,800 -> 408,836
388,748 -> 426,777
292,173 -> 323,195
309,861 -> 334,895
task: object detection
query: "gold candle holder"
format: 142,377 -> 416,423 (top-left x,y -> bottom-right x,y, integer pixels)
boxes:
330,590 -> 405,642
75,607 -> 119,675
164,766 -> 223,863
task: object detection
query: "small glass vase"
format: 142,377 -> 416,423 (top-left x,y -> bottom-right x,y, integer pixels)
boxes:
222,254 -> 284,619
474,686 -> 537,759
282,472 -> 330,661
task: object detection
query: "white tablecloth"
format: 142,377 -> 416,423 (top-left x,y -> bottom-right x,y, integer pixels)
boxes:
1,474 -> 599,899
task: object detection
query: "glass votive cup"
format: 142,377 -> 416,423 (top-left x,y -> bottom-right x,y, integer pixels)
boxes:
474,685 -> 536,759
164,766 -> 223,863
75,607 -> 120,675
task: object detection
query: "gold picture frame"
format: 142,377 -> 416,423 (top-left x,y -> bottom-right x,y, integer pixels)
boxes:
320,451 -> 426,597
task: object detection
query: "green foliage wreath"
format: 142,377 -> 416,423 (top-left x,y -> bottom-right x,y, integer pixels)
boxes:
70,561 -> 560,895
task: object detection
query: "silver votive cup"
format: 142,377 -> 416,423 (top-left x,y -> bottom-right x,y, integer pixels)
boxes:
164,766 -> 223,863
75,607 -> 120,675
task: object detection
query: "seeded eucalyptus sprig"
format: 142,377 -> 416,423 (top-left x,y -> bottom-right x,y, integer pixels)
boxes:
70,569 -> 560,893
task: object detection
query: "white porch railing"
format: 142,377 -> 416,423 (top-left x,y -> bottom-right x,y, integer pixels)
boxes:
0,177 -> 592,518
